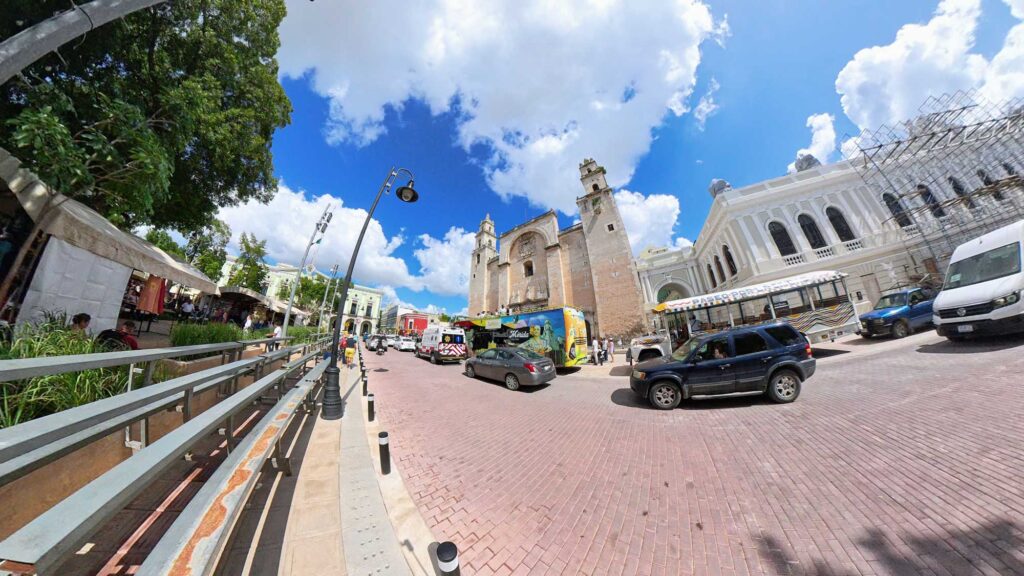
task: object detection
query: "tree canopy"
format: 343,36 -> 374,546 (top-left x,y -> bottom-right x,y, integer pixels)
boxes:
0,0 -> 291,232
185,219 -> 231,282
144,228 -> 185,259
227,233 -> 269,292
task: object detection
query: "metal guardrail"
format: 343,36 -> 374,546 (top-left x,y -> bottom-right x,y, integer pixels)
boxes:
0,336 -> 296,382
0,337 -> 330,575
139,359 -> 330,576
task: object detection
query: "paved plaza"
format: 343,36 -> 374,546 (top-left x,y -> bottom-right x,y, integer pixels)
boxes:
365,333 -> 1024,576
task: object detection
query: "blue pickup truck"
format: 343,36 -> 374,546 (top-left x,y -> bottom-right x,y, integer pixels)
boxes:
858,287 -> 936,339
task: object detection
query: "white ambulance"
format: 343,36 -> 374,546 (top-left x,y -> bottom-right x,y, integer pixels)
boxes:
415,326 -> 468,364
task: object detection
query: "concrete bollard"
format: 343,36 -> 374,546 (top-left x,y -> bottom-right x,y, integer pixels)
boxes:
378,431 -> 391,475
436,541 -> 460,575
367,393 -> 375,422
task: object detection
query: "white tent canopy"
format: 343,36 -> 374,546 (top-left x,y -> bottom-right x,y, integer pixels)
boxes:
1,147 -> 217,293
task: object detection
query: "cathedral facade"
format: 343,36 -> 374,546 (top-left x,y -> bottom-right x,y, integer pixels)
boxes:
468,159 -> 646,339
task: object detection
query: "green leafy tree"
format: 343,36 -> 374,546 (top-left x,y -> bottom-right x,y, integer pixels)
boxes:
185,219 -> 231,281
0,0 -> 291,231
144,228 -> 185,259
276,274 -> 333,311
227,233 -> 269,292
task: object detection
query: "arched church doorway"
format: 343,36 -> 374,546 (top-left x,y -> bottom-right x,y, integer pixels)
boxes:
360,321 -> 373,335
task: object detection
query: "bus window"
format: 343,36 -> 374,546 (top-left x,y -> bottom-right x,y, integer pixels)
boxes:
706,305 -> 732,330
813,282 -> 842,308
771,289 -> 810,316
740,297 -> 773,322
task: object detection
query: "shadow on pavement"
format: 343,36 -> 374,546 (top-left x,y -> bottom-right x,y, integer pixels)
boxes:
556,367 -> 582,375
808,347 -> 850,358
758,518 -> 1024,576
372,368 -> 389,372
610,388 -> 652,409
607,365 -> 632,377
681,393 -> 771,410
917,333 -> 1024,354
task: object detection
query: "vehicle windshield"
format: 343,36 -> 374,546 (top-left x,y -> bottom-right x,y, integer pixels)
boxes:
944,242 -> 1022,290
873,293 -> 907,309
671,336 -> 704,361
515,349 -> 545,360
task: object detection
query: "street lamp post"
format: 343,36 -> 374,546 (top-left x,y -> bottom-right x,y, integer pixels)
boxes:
321,167 -> 419,420
282,206 -> 333,337
318,264 -> 339,334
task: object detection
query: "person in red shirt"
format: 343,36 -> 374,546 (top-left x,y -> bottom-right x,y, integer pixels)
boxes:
119,321 -> 140,350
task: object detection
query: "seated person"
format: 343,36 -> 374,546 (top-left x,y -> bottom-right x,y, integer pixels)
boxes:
119,321 -> 140,350
95,321 -> 139,351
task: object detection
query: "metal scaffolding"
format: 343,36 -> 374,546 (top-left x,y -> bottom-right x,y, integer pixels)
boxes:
844,90 -> 1024,288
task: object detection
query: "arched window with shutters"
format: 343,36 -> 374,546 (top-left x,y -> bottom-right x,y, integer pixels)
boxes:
883,193 -> 912,227
825,207 -> 856,242
722,245 -> 738,276
714,255 -> 726,282
948,176 -> 975,209
797,214 -> 827,249
706,263 -> 717,288
1003,162 -> 1017,176
978,169 -> 1005,201
917,184 -> 946,218
768,221 -> 798,256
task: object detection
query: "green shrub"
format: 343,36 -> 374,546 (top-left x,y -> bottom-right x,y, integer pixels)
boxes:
169,322 -> 245,347
0,314 -> 128,428
285,326 -> 319,344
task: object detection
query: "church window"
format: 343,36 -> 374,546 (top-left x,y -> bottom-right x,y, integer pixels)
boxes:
916,184 -> 946,218
476,253 -> 480,264
706,263 -> 717,288
825,207 -> 857,242
524,261 -> 534,277
882,193 -> 912,227
722,245 -> 738,276
592,183 -> 600,192
714,256 -> 726,282
798,214 -> 827,249
947,177 -> 975,209
768,221 -> 798,256
977,169 -> 1005,201
606,223 -> 615,232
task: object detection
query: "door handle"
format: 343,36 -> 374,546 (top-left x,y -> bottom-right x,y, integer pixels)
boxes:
719,364 -> 731,369
761,356 -> 775,363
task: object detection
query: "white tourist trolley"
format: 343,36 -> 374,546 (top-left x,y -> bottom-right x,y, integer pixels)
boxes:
654,270 -> 859,344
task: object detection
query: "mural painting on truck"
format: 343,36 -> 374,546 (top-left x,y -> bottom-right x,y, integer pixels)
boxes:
456,306 -> 589,367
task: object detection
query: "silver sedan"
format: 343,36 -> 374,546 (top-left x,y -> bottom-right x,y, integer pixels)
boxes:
464,347 -> 556,390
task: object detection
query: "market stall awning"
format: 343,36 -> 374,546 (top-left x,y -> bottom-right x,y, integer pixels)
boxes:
218,286 -> 308,317
2,148 -> 218,293
654,270 -> 847,313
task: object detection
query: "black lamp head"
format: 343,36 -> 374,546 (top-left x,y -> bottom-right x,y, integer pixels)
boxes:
395,180 -> 419,203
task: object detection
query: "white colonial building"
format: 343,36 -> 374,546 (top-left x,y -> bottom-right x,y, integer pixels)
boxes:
637,147 -> 1024,333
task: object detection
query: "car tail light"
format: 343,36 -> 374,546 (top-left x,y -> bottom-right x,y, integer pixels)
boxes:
524,363 -> 537,373
805,342 -> 813,358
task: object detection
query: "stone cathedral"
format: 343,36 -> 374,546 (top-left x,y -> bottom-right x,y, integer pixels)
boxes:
468,159 -> 646,338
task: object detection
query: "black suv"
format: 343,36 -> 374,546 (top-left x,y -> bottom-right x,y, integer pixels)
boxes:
629,322 -> 816,410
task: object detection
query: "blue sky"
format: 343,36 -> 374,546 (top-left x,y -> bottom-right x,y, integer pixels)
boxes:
217,0 -> 1022,315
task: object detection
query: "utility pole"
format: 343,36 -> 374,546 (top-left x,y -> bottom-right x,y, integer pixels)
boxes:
1,0 -> 167,86
282,206 -> 332,337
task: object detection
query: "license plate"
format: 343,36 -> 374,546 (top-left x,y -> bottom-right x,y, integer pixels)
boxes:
957,324 -> 974,333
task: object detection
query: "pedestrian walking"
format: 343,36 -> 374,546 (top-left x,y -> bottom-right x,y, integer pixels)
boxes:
345,335 -> 356,368
606,337 -> 615,363
592,337 -> 603,366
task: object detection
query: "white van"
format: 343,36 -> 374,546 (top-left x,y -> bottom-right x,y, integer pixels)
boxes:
933,219 -> 1024,340
416,326 -> 468,364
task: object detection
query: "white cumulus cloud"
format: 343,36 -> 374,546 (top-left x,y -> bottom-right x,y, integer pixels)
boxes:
278,0 -> 724,214
217,184 -> 474,297
614,190 -> 693,255
835,0 -> 1024,132
787,113 -> 836,172
693,78 -> 720,131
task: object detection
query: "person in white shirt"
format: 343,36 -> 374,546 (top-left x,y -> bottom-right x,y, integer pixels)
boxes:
592,337 -> 603,366
244,313 -> 253,331
606,337 -> 615,363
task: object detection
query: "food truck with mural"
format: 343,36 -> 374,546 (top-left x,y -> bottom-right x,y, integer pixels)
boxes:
454,306 -> 589,367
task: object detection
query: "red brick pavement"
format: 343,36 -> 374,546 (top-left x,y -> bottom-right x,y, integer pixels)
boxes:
366,334 -> 1024,575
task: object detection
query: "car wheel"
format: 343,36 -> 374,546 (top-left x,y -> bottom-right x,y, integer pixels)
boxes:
891,320 -> 909,339
648,381 -> 681,410
465,364 -> 476,378
430,352 -> 438,365
767,370 -> 801,403
504,373 -> 521,391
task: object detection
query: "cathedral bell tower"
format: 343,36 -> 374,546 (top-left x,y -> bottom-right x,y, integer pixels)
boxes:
468,214 -> 497,316
576,159 -> 646,338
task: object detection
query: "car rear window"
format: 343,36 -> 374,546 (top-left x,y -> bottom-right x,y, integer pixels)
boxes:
733,332 -> 768,355
764,326 -> 802,346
